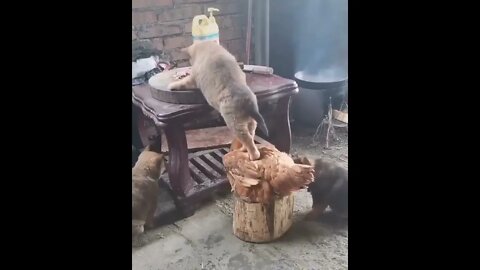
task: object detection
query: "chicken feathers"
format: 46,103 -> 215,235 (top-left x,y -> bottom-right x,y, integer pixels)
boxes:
223,139 -> 315,203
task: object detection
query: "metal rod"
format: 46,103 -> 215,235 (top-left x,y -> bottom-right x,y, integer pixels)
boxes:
265,0 -> 270,66
246,0 -> 253,65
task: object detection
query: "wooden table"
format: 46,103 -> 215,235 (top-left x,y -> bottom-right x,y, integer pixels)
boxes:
132,73 -> 298,224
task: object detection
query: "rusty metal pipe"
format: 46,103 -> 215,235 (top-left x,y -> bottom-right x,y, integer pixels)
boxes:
246,0 -> 253,64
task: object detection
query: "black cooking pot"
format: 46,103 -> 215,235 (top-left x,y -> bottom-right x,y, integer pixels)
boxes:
294,70 -> 347,92
292,69 -> 348,126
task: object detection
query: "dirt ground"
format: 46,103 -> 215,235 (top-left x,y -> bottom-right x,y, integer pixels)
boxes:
133,124 -> 348,270
289,121 -> 348,168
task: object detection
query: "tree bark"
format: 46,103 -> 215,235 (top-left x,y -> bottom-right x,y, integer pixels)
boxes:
232,193 -> 294,243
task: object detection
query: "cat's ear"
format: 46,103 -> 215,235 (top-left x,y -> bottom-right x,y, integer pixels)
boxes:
154,155 -> 166,175
302,157 -> 313,166
143,145 -> 152,152
293,156 -> 312,165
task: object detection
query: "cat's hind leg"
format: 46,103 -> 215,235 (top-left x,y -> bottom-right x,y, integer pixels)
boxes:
224,115 -> 260,160
239,119 -> 257,152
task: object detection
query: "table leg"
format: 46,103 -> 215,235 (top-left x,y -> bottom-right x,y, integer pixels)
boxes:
164,124 -> 194,197
132,105 -> 142,149
135,107 -> 162,152
267,96 -> 292,153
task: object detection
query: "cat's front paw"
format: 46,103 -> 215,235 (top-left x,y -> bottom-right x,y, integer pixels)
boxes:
167,82 -> 177,90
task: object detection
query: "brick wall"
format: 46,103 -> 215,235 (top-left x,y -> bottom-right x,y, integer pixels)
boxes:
132,0 -> 248,67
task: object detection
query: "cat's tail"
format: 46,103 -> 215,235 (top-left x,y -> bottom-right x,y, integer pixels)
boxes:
249,107 -> 269,137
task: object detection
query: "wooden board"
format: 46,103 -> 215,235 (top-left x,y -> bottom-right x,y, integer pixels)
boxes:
161,126 -> 232,153
161,126 -> 273,153
333,110 -> 348,123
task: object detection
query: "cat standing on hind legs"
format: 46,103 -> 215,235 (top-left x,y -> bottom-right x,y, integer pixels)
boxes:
168,41 -> 268,160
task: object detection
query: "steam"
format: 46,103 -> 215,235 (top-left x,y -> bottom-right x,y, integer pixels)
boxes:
293,0 -> 348,81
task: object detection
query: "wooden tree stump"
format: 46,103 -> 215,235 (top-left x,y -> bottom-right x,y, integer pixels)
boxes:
232,193 -> 294,243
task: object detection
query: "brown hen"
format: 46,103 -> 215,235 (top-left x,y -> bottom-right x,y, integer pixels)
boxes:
223,139 -> 315,203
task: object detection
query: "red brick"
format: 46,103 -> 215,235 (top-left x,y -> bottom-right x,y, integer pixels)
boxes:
153,19 -> 191,33
214,2 -> 244,15
182,12 -> 244,34
232,50 -> 245,62
151,38 -> 164,50
132,11 -> 157,26
137,24 -> 183,39
132,0 -> 173,9
165,48 -> 189,61
219,27 -> 243,41
182,15 -> 245,34
163,35 -> 193,49
157,5 -> 203,22
132,39 -> 155,55
184,20 -> 193,33
221,38 -> 246,62
216,14 -> 245,29
225,38 -> 244,54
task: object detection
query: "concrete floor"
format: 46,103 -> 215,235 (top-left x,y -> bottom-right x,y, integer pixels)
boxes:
132,125 -> 348,270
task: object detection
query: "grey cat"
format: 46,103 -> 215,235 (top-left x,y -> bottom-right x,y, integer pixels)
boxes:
168,41 -> 268,160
